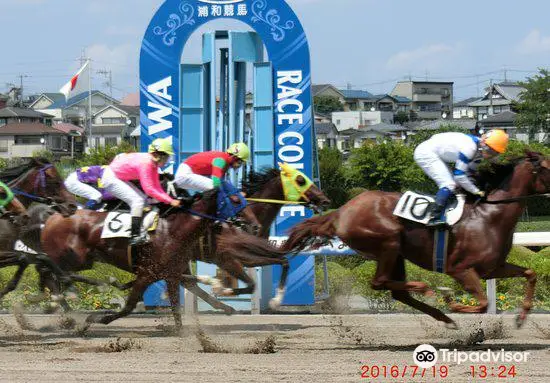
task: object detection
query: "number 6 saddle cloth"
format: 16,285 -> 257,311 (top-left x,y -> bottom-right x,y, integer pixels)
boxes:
101,210 -> 159,239
393,191 -> 466,226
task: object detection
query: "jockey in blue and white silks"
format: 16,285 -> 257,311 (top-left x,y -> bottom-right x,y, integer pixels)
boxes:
414,130 -> 509,226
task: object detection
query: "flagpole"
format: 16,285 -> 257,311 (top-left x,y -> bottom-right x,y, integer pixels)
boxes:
88,59 -> 93,149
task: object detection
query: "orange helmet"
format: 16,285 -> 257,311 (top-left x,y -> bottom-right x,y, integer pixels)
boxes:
483,129 -> 509,154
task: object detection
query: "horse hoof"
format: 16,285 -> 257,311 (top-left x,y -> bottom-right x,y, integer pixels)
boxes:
269,298 -> 282,310
211,279 -> 224,295
51,294 -> 63,302
445,321 -> 459,330
223,307 -> 236,315
515,314 -> 526,329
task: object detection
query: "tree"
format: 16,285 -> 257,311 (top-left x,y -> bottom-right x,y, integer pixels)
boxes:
394,111 -> 409,125
346,140 -> 430,193
314,95 -> 344,115
318,146 -> 349,207
515,69 -> 550,141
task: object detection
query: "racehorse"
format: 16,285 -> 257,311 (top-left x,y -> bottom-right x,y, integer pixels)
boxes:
158,166 -> 331,320
282,152 -> 550,328
39,166 -> 329,326
40,187 -> 290,326
0,158 -> 76,300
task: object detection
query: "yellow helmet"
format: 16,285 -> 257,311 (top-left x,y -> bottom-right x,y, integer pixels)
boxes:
483,129 -> 509,154
226,142 -> 250,161
148,138 -> 174,155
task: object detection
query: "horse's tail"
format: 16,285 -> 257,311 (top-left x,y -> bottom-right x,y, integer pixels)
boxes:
217,230 -> 288,263
281,211 -> 338,253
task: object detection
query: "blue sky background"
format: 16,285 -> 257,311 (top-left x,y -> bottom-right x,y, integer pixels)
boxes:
1,0 -> 549,101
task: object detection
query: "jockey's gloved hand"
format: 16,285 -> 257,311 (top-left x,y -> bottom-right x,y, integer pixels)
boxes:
475,191 -> 485,198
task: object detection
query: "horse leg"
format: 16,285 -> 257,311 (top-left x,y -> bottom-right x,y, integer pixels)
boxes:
485,263 -> 536,328
181,280 -> 235,315
36,266 -> 71,312
214,257 -> 255,296
166,278 -> 182,329
446,267 -> 488,313
389,257 -> 456,328
68,274 -> 129,291
86,275 -> 154,325
0,263 -> 28,300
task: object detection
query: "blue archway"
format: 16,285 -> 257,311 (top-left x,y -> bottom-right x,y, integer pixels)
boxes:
140,0 -> 315,306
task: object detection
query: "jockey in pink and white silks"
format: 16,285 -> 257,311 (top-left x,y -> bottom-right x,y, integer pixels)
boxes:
101,138 -> 181,245
414,129 -> 509,227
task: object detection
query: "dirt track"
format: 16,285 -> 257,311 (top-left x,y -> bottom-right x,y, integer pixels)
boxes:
0,312 -> 548,382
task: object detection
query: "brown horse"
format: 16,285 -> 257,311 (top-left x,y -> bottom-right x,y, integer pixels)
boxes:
40,186 -> 293,326
0,158 -> 76,299
283,152 -> 550,328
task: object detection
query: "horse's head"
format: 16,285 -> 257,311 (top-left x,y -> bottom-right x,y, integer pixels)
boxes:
525,152 -> 550,195
6,158 -> 76,206
278,163 -> 331,213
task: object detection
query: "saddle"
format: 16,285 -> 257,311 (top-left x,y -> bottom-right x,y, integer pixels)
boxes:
393,191 -> 466,226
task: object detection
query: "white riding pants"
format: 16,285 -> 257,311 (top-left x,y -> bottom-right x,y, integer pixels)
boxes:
64,172 -> 103,202
414,142 -> 457,191
101,167 -> 146,217
174,163 -> 214,192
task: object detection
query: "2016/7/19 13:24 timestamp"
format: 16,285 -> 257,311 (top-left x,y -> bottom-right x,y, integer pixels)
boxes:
470,365 -> 518,378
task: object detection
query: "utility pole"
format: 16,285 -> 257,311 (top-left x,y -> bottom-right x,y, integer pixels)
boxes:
97,69 -> 113,98
489,78 -> 493,117
17,74 -> 29,107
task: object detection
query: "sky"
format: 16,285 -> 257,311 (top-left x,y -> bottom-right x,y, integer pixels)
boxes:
1,0 -> 549,101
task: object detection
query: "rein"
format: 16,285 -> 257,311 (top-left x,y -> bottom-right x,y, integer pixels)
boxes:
483,193 -> 550,205
11,188 -> 52,204
246,198 -> 307,205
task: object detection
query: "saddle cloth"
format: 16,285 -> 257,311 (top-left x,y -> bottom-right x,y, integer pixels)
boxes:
101,210 -> 159,239
393,191 -> 466,226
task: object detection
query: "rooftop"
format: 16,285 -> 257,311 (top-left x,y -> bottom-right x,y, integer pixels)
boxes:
0,122 -> 67,135
0,107 -> 54,118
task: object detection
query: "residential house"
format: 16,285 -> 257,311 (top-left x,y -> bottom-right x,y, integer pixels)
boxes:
36,90 -> 120,148
339,89 -> 373,111
0,94 -> 7,109
468,82 -> 525,121
91,104 -> 139,148
0,107 -> 54,127
390,81 -> 454,120
314,112 -> 331,123
29,93 -> 66,110
331,110 -> 393,132
361,94 -> 412,114
406,118 -> 477,133
348,123 -> 408,148
312,84 -> 345,103
453,97 -> 480,119
315,122 -> 339,149
0,122 -> 83,158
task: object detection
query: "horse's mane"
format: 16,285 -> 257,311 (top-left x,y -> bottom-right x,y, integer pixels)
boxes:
0,158 -> 51,183
241,168 -> 280,196
475,152 -> 541,193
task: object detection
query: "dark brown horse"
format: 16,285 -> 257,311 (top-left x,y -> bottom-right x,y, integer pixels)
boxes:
39,167 -> 329,325
283,152 -> 550,328
40,186 -> 293,326
0,158 -> 76,300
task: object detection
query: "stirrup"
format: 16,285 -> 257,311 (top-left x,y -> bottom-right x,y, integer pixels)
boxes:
129,234 -> 149,246
426,217 -> 447,228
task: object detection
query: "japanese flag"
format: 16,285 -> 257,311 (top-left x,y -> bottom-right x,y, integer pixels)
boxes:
59,60 -> 89,100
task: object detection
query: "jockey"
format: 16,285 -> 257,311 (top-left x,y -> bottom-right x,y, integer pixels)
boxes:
101,138 -> 181,245
64,166 -> 114,210
414,129 -> 509,227
0,181 -> 25,215
174,143 -> 250,192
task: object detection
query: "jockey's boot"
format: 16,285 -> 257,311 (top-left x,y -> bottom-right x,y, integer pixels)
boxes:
85,199 -> 102,211
426,203 -> 446,227
129,216 -> 148,246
